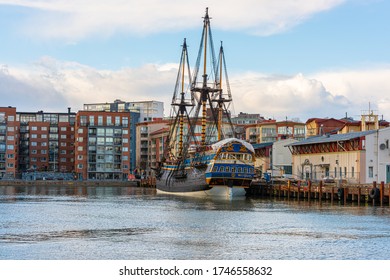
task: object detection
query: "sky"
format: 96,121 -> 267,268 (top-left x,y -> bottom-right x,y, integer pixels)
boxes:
1,0 -> 390,122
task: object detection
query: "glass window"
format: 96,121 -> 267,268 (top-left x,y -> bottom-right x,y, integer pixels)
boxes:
368,166 -> 373,178
97,128 -> 105,136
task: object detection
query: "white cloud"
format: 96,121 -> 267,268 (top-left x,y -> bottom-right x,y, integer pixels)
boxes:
0,58 -> 175,114
0,0 -> 346,40
2,58 -> 390,122
311,66 -> 390,119
229,72 -> 352,121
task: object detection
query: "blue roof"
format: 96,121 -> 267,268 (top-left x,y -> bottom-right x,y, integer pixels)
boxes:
287,130 -> 376,146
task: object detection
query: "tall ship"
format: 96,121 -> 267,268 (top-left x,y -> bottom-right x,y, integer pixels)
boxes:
155,8 -> 255,197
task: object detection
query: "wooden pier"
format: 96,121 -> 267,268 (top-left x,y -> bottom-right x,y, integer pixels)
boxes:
246,180 -> 390,206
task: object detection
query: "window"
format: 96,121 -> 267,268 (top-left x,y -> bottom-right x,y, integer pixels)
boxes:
122,117 -> 128,126
368,166 -> 373,178
98,116 -> 103,125
78,128 -> 83,133
42,134 -> 47,139
107,116 -> 112,126
7,145 -> 14,150
31,126 -> 37,131
352,167 -> 355,178
80,116 -> 87,126
89,116 -> 95,126
77,164 -> 83,169
97,128 -> 105,136
61,127 -> 67,131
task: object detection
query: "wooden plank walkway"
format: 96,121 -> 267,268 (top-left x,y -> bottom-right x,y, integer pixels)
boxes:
247,180 -> 390,206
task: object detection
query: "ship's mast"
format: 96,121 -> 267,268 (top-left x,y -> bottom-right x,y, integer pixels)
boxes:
169,38 -> 194,159
191,7 -> 219,147
201,8 -> 209,148
214,42 -> 234,140
217,42 -> 223,141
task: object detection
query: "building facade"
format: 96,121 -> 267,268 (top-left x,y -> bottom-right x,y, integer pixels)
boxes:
83,99 -> 164,123
17,110 -> 76,174
364,127 -> 390,184
246,120 -> 305,144
135,119 -> 169,174
74,111 -> 133,180
0,107 -> 19,179
288,130 -> 378,184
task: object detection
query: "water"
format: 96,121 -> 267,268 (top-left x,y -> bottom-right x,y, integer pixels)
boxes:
1,185 -> 390,260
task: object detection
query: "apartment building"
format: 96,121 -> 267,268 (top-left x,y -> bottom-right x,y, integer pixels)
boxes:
306,113 -> 389,137
74,111 -> 134,180
135,119 -> 169,173
246,119 -> 305,144
17,110 -> 76,173
83,99 -> 164,123
0,107 -> 18,179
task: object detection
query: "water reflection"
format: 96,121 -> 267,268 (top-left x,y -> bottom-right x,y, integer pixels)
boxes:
0,185 -> 155,201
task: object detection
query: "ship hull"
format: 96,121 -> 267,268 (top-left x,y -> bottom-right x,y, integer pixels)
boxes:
156,166 -> 247,198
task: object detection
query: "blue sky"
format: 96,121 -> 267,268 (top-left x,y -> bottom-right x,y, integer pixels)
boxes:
1,0 -> 390,122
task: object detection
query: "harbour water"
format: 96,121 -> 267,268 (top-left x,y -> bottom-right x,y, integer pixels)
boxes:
1,185 -> 390,260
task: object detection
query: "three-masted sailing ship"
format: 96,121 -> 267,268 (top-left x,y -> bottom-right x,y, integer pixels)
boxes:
155,8 -> 255,197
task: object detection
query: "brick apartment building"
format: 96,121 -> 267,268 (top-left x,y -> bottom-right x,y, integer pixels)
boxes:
0,107 -> 19,179
74,111 -> 135,180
